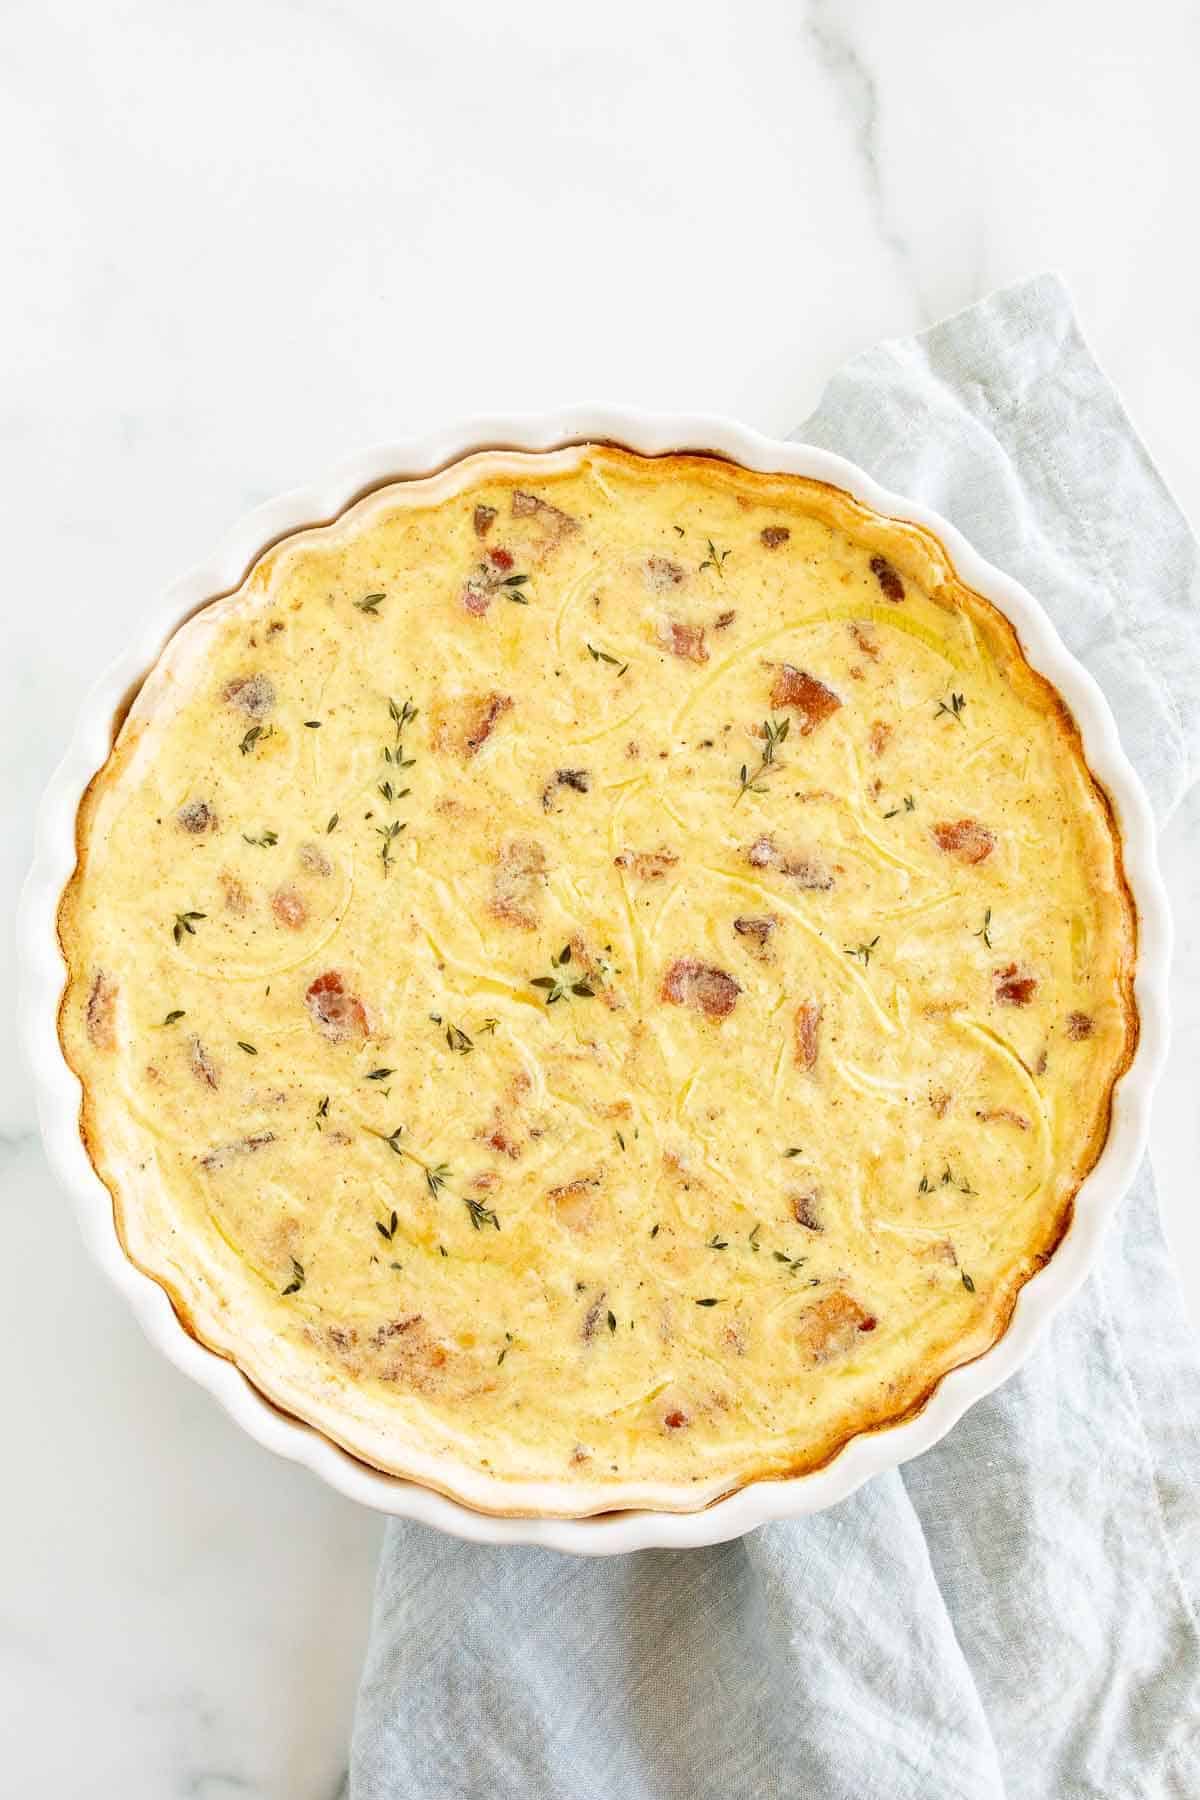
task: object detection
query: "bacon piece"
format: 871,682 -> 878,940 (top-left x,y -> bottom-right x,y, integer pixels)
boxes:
271,886 -> 307,930
462,581 -> 492,618
222,673 -> 275,719
781,854 -> 834,891
219,871 -> 250,914
490,837 -> 547,930
790,1188 -> 823,1230
614,846 -> 678,881
187,1035 -> 220,1089
298,842 -> 331,877
870,554 -> 905,602
1066,1011 -> 1094,1040
177,799 -> 217,834
770,665 -> 842,733
644,555 -> 685,591
714,609 -> 737,630
868,719 -> 892,757
581,1292 -> 608,1341
304,971 -> 369,1042
796,1292 -> 877,1364
488,545 -> 513,572
480,1115 -> 523,1160
547,1170 -> 604,1233
760,526 -> 790,549
656,617 -> 708,663
663,1409 -> 690,1431
371,1315 -> 452,1392
511,490 -> 579,543
473,504 -> 497,537
745,836 -> 833,889
976,1106 -> 1031,1130
793,1002 -> 822,1072
932,818 -> 995,865
85,971 -> 118,1051
850,623 -> 881,662
198,1130 -> 275,1173
542,768 -> 591,810
660,958 -> 741,1022
732,914 -> 777,950
994,963 -> 1038,1007
435,690 -> 514,758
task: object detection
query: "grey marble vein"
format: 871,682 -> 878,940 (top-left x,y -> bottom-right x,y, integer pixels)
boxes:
805,0 -> 928,318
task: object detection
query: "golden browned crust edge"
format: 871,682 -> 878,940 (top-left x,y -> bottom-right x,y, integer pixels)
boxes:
55,443 -> 1140,1518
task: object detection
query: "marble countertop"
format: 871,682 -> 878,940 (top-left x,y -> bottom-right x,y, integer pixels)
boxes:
4,3 -> 1198,1794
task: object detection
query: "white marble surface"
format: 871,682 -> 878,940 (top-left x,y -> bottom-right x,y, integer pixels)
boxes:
4,2 -> 1199,1794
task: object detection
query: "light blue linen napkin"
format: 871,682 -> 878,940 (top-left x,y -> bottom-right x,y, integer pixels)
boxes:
348,276 -> 1200,1800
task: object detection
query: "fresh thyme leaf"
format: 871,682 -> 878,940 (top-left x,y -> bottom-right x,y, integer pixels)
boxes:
315,1095 -> 329,1130
366,1067 -> 394,1082
241,829 -> 278,847
673,524 -> 685,537
497,1331 -> 514,1365
615,1129 -> 626,1151
172,910 -> 206,945
375,1210 -> 398,1243
355,592 -> 386,614
607,1310 -> 617,1334
844,936 -> 881,967
586,642 -> 629,676
699,538 -> 732,577
974,907 -> 994,949
530,947 -> 596,1006
904,794 -> 916,811
303,720 -> 321,729
734,716 -> 789,804
934,691 -> 968,726
160,1010 -> 186,1026
773,1251 -> 807,1273
749,1223 -> 762,1252
650,1222 -> 660,1238
783,1146 -> 803,1158
706,1234 -> 729,1251
426,1162 -> 452,1199
464,1194 -> 500,1231
281,1257 -> 305,1296
961,1270 -> 976,1293
239,724 -> 274,756
695,1296 -> 721,1307
918,1174 -> 931,1194
326,813 -> 339,834
445,1024 -> 473,1056
478,1018 -> 498,1036
237,1041 -> 258,1055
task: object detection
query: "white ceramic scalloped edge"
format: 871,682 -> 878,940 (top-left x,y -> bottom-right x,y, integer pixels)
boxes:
19,408 -> 1171,1555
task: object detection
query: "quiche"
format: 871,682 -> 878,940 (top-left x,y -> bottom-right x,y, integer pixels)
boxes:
58,445 -> 1137,1515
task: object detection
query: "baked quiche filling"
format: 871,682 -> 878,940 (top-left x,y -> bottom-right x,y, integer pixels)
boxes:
59,446 -> 1136,1514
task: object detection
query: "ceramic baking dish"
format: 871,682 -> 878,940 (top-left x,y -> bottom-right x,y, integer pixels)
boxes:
19,408 -> 1171,1554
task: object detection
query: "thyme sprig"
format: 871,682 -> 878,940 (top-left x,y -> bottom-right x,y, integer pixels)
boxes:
376,1210 -> 398,1242
314,1095 -> 329,1130
355,592 -> 385,615
281,1257 -> 305,1296
700,539 -> 731,577
844,936 -> 880,966
530,943 -> 595,1005
464,1194 -> 500,1231
239,724 -> 274,755
160,1009 -> 186,1027
934,691 -> 967,726
172,910 -> 206,945
882,795 -> 916,820
735,716 -> 789,804
587,642 -> 629,677
974,907 -> 994,949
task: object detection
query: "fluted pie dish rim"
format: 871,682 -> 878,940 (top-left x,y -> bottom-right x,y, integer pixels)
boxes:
20,409 -> 1169,1553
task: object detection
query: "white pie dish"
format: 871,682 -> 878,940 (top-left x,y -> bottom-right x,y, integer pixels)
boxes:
19,408 -> 1170,1554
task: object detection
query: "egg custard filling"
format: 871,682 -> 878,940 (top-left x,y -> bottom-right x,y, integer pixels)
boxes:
59,446 -> 1136,1515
